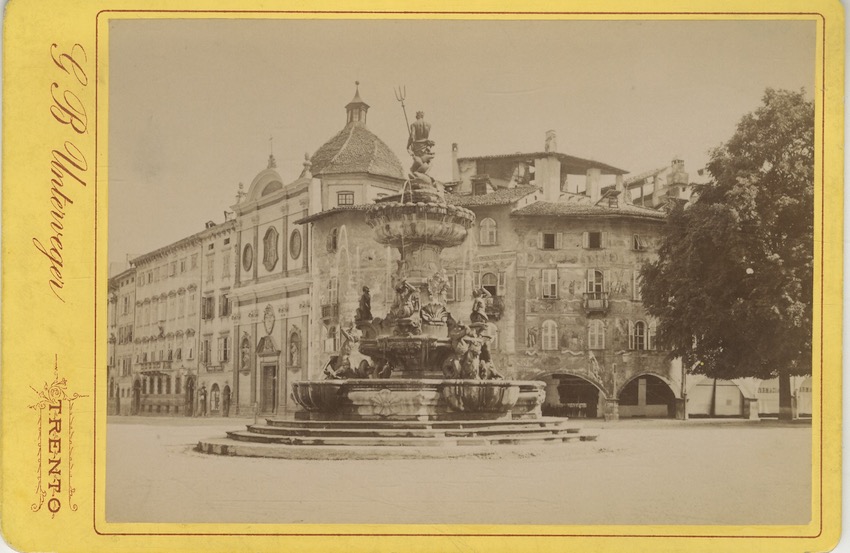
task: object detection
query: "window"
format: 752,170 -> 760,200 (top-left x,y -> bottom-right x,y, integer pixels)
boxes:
542,268 -> 558,299
337,192 -> 354,206
326,228 -> 339,253
473,181 -> 487,195
175,377 -> 181,394
628,320 -> 656,351
170,262 -> 177,277
632,271 -> 643,301
586,270 -> 605,295
588,320 -> 605,350
633,234 -> 647,251
122,296 -> 129,314
631,321 -> 647,350
147,271 -> 153,284
327,277 -> 338,304
206,256 -> 215,282
201,339 -> 212,364
540,233 -> 556,249
168,296 -> 176,320
324,325 -> 338,353
178,295 -> 185,318
479,218 -> 497,245
482,273 -> 498,297
180,259 -> 186,273
208,243 -> 214,251
218,336 -> 230,362
176,347 -> 182,360
541,320 -> 558,351
191,254 -> 198,269
202,296 -> 215,320
219,294 -> 231,317
224,238 -> 230,245
188,293 -> 197,316
583,231 -> 604,249
446,273 -> 457,302
166,377 -> 171,395
222,251 -> 231,278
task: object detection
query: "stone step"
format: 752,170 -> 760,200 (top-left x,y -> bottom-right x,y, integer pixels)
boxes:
246,423 -> 581,439
264,417 -> 573,430
197,437 -> 598,460
226,430 -> 597,448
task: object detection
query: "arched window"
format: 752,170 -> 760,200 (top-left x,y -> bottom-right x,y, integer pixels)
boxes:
541,320 -> 558,351
588,319 -> 605,350
630,321 -> 647,350
479,218 -> 497,245
586,269 -> 604,295
481,273 -> 498,297
166,376 -> 172,395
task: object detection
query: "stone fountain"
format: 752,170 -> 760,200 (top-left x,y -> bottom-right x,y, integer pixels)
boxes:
197,110 -> 596,458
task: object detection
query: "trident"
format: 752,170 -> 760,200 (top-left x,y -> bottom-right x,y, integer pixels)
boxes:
394,85 -> 412,142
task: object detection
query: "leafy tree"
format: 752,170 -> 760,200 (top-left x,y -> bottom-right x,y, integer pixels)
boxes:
641,89 -> 814,420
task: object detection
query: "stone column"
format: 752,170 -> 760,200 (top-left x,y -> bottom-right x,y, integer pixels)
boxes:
603,398 -> 619,421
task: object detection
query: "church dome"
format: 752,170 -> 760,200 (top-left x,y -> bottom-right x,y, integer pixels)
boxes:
310,84 -> 405,180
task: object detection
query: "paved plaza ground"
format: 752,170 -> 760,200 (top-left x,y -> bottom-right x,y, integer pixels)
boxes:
106,416 -> 812,526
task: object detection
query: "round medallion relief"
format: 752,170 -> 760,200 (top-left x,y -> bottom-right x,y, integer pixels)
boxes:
289,229 -> 302,260
242,244 -> 253,271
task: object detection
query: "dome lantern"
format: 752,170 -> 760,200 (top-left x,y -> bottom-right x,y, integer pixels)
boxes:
345,81 -> 370,125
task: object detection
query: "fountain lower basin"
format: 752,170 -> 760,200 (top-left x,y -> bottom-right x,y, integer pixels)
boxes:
291,379 -> 543,421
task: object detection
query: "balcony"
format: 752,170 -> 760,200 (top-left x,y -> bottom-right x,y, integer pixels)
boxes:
138,360 -> 173,376
321,303 -> 339,320
582,292 -> 609,314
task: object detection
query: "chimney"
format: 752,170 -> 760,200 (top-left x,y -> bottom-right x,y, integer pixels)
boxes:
538,155 -> 562,202
615,174 -> 629,204
587,167 -> 602,203
451,143 -> 459,182
545,130 -> 557,153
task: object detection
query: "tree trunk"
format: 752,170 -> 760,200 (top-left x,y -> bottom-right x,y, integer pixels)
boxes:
778,368 -> 793,421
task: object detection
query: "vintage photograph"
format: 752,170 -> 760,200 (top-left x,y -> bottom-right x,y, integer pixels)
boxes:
105,18 -> 816,525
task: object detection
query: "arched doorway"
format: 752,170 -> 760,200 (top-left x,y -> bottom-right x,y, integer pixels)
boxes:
132,379 -> 141,415
185,376 -> 196,417
210,383 -> 221,415
619,374 -> 676,418
540,373 -> 603,418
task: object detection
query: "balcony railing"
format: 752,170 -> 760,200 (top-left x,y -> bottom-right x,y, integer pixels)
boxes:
138,360 -> 173,375
582,292 -> 609,314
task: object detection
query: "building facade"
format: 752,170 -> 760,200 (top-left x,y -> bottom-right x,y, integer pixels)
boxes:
115,85 -> 796,421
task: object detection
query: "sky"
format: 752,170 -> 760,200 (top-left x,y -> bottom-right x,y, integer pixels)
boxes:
108,18 -> 817,272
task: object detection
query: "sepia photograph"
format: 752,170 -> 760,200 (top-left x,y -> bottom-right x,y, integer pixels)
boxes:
104,17 -> 817,527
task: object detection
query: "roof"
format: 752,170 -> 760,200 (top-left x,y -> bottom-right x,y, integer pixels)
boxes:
310,122 -> 405,180
457,151 -> 628,175
446,186 -> 539,207
624,166 -> 668,186
130,219 -> 236,266
295,204 -> 372,224
511,201 -> 666,221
